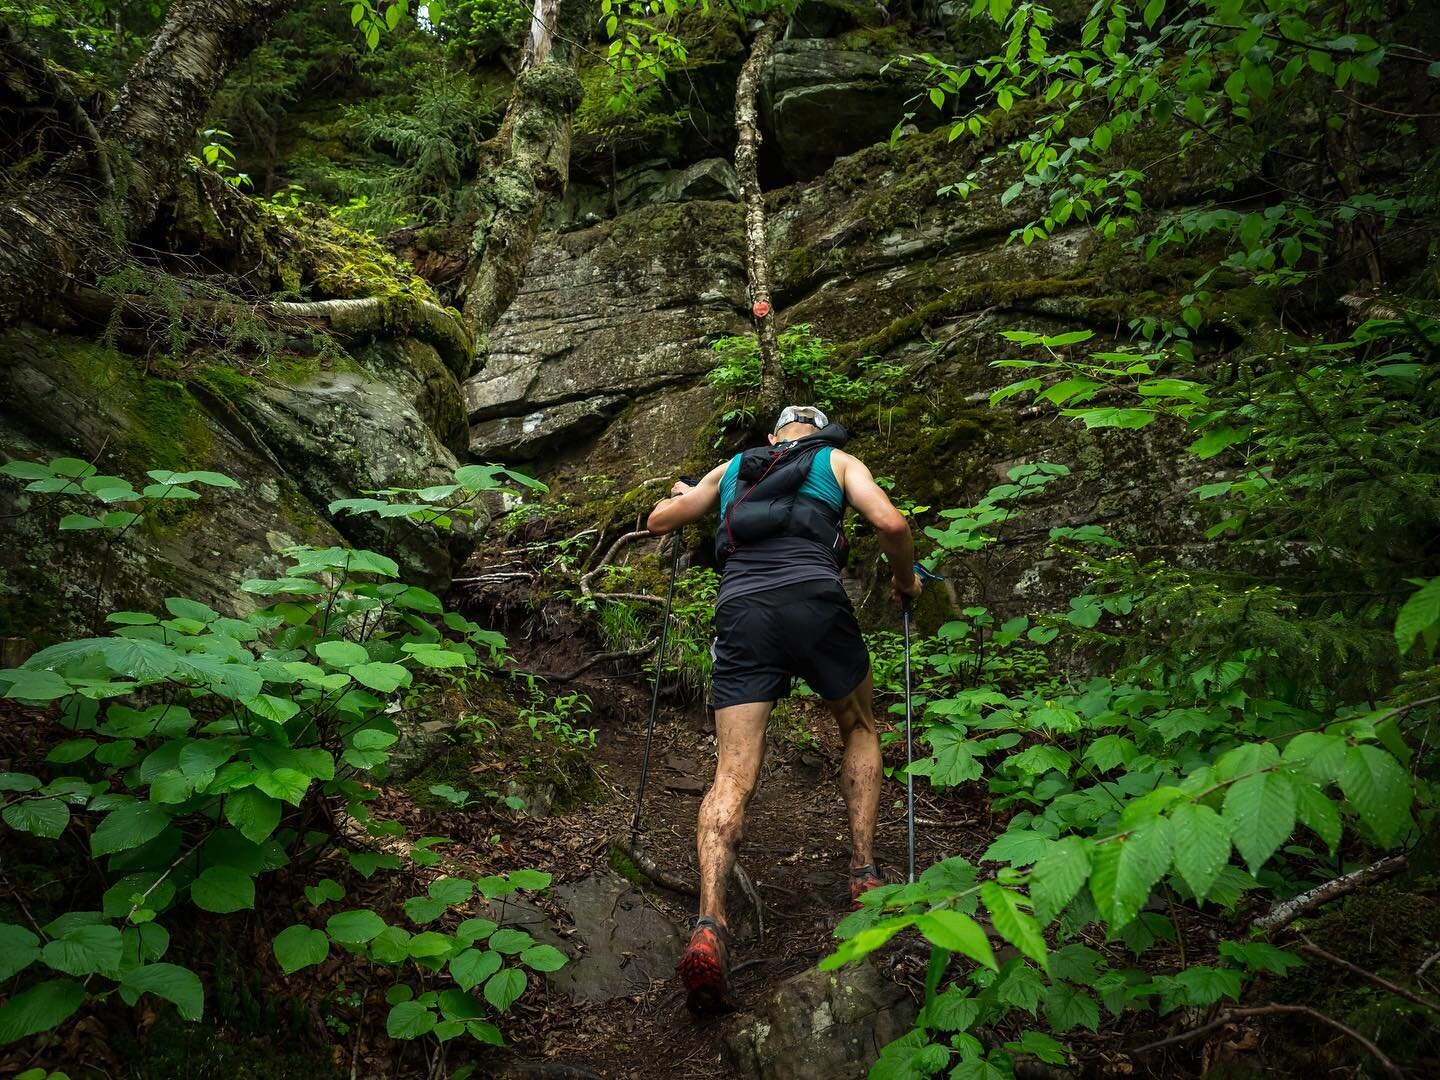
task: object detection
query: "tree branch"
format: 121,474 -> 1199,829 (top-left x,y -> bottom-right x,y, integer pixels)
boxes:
1253,855 -> 1407,932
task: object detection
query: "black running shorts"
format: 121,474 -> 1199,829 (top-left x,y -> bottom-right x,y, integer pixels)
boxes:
710,579 -> 871,709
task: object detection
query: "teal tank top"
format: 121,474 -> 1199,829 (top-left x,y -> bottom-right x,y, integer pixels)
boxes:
719,445 -> 843,517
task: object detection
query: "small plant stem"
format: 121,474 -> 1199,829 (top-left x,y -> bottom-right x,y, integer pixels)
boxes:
1297,935 -> 1440,1014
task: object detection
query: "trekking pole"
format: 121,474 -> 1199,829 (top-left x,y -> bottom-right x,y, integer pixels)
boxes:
629,479 -> 694,849
902,594 -> 916,884
902,563 -> 943,885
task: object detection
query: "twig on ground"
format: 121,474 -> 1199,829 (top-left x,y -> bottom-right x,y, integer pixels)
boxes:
1297,935 -> 1440,1014
1253,854 -> 1407,932
1127,1003 -> 1404,1078
520,640 -> 658,682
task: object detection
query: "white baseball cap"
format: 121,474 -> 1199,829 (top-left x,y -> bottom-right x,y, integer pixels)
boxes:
774,405 -> 829,434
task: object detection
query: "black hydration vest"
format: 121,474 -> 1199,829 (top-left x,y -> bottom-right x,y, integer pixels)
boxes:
714,424 -> 850,569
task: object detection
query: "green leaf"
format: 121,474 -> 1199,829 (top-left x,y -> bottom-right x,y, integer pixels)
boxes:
1395,578 -> 1440,655
483,968 -> 527,1012
3,798 -> 70,838
407,931 -> 454,958
404,896 -> 448,924
147,469 -> 239,489
455,918 -> 498,946
0,979 -> 86,1044
2,668 -> 74,702
520,944 -> 567,973
191,866 -> 255,913
980,883 -> 1046,969
349,662 -> 411,693
91,802 -> 170,856
1295,783 -> 1342,853
1223,770 -> 1296,874
0,923 -> 41,981
488,928 -> 535,954
315,640 -> 369,667
42,923 -> 122,977
1042,982 -> 1099,1033
429,877 -> 474,905
272,924 -> 329,975
368,925 -> 411,964
1030,836 -> 1091,922
923,987 -> 979,1032
1338,745 -> 1412,846
387,1000 -> 436,1039
1168,803 -> 1230,902
224,788 -> 281,843
121,963 -> 204,1020
243,694 -> 300,725
916,910 -> 997,971
304,878 -> 346,907
254,768 -> 311,806
326,909 -> 387,944
1090,817 -> 1172,930
507,869 -> 553,891
451,948 -> 503,990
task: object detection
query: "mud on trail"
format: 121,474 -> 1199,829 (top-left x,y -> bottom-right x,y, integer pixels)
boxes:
426,578 -> 993,1080
460,650 -> 990,1080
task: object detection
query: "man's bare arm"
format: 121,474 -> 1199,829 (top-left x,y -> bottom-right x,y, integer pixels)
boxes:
835,452 -> 920,600
646,462 -> 726,535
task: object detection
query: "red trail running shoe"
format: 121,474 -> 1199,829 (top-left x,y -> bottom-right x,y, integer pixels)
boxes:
849,863 -> 885,910
677,916 -> 736,1014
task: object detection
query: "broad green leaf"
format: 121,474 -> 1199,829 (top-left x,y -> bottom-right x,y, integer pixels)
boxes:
254,768 -> 311,806
349,662 -> 411,693
191,866 -> 255,913
404,896 -> 447,924
980,883 -> 1046,969
272,924 -> 329,975
147,469 -> 239,489
91,802 -> 170,856
429,877 -> 474,905
0,979 -> 86,1044
315,640 -> 369,667
507,869 -> 553,891
407,931 -> 453,958
1043,982 -> 1099,1033
520,944 -> 568,972
42,924 -> 123,977
1030,836 -> 1091,922
1295,783 -> 1342,853
1338,745 -> 1412,845
483,968 -> 526,1012
916,911 -> 997,971
326,909 -> 386,944
3,798 -> 70,838
0,924 -> 41,981
1090,817 -> 1172,930
1223,771 -> 1296,874
1,668 -> 73,702
121,963 -> 203,1020
487,928 -> 535,955
1168,802 -> 1230,901
1396,578 -> 1440,654
242,695 -> 300,725
369,925 -> 412,964
387,1000 -> 436,1039
224,788 -> 281,843
455,918 -> 498,946
451,948 -> 503,990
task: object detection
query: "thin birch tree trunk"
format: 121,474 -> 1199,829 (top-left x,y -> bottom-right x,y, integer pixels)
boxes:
456,0 -> 583,376
733,10 -> 787,411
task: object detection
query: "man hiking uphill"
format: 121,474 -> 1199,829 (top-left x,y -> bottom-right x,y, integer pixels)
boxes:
645,404 -> 922,1013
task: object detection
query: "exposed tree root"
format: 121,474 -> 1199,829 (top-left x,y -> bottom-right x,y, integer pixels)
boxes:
612,836 -> 766,942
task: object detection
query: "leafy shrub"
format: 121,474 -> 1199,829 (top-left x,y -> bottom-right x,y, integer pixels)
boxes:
0,458 -> 566,1053
707,324 -> 906,415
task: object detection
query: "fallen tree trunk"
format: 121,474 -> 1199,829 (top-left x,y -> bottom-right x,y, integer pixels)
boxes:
733,10 -> 786,410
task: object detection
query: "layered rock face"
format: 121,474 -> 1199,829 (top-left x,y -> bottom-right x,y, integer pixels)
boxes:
465,25 -> 1230,630
0,329 -> 471,639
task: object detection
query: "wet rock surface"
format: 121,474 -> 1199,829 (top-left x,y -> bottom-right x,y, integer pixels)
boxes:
723,961 -> 918,1079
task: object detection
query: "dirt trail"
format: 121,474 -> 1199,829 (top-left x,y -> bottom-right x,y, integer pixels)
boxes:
458,654 -> 991,1079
